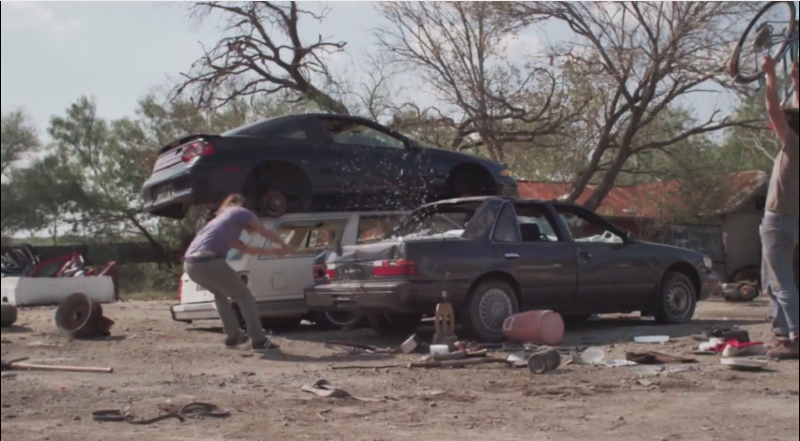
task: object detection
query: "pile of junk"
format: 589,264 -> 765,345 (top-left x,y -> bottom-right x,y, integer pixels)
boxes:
1,244 -> 119,312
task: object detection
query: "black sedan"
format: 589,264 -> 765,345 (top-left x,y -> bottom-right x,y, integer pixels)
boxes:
305,197 -> 721,342
142,114 -> 518,218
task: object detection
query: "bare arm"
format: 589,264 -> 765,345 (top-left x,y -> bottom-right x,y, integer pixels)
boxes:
763,57 -> 791,144
233,239 -> 276,257
247,219 -> 292,252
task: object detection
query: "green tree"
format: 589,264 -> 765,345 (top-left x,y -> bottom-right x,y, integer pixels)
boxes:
1,110 -> 40,177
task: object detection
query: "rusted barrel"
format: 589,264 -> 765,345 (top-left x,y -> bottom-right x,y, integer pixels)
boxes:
503,310 -> 565,345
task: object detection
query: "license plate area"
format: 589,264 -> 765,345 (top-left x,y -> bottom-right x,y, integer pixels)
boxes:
153,184 -> 174,203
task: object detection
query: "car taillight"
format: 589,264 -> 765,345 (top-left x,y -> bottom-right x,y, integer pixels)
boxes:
372,259 -> 417,277
326,269 -> 337,280
181,141 -> 215,162
178,279 -> 184,303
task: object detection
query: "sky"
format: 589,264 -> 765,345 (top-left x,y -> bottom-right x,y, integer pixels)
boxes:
0,1 -> 769,138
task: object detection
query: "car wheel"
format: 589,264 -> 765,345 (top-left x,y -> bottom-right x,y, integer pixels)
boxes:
461,281 -> 520,342
315,311 -> 365,330
655,272 -> 697,325
261,190 -> 289,217
367,313 -> 422,337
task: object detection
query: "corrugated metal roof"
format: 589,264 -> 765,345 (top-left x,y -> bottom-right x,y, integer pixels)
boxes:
518,170 -> 768,219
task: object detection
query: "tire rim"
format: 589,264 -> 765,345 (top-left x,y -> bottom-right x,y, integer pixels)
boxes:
262,191 -> 287,216
666,281 -> 692,319
324,311 -> 358,327
478,289 -> 514,333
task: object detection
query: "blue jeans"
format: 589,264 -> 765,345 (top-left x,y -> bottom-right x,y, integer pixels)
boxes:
760,211 -> 799,338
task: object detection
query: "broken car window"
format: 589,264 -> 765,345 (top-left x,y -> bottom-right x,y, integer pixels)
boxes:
493,204 -> 521,243
385,203 -> 480,240
555,207 -> 623,244
257,220 -> 348,260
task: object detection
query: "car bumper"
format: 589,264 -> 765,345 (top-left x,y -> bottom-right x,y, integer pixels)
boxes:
170,303 -> 219,323
305,281 -> 464,314
142,165 -> 239,218
699,271 -> 722,301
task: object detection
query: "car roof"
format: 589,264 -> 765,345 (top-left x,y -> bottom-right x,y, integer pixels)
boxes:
418,196 -> 552,208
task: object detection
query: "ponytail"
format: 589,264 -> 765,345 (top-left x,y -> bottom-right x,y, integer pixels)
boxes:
217,194 -> 246,215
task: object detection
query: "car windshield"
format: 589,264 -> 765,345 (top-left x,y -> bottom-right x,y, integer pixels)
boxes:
383,202 -> 480,240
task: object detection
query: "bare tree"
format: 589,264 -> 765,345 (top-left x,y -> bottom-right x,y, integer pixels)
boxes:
503,1 -> 760,211
175,1 -> 350,115
375,1 -> 575,164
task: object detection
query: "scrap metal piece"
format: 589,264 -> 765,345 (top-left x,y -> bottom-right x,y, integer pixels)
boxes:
527,350 -> 562,374
1,303 -> 18,328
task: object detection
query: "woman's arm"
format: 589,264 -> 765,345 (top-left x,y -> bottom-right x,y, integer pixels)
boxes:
763,56 -> 791,144
247,219 -> 292,255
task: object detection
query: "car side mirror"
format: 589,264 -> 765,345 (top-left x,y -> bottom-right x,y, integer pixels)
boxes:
407,139 -> 423,150
624,230 -> 636,243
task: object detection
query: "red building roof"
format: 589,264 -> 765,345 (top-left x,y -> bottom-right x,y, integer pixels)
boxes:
518,170 -> 768,219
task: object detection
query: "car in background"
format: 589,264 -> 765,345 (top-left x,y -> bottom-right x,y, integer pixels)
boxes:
171,210 -> 405,331
306,197 -> 721,342
142,114 -> 518,219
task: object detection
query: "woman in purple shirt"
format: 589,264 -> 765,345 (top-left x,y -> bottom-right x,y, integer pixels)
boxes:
184,194 -> 292,352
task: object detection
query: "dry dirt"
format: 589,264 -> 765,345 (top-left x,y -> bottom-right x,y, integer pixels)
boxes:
2,299 -> 798,441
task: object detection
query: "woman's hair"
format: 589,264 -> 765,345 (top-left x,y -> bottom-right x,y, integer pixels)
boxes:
785,108 -> 799,136
217,193 -> 246,214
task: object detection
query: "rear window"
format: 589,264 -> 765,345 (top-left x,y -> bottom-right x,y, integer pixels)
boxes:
257,219 -> 348,260
356,214 -> 404,244
222,118 -> 307,140
387,202 -> 481,240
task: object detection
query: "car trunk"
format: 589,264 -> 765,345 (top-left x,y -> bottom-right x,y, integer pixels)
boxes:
326,242 -> 406,283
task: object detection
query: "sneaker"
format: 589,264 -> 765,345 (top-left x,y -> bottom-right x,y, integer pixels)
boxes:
252,339 -> 281,353
225,333 -> 249,349
767,340 -> 799,360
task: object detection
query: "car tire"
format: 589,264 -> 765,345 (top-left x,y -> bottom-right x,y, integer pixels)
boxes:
367,313 -> 422,337
655,272 -> 698,325
315,311 -> 365,330
1,303 -> 18,328
461,280 -> 520,343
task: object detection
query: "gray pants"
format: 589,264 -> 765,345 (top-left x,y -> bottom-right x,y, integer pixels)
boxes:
761,212 -> 799,339
184,260 -> 267,344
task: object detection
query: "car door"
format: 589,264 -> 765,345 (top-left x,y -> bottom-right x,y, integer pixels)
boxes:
245,215 -> 353,303
490,202 -> 578,310
313,116 -> 425,209
552,203 -> 659,308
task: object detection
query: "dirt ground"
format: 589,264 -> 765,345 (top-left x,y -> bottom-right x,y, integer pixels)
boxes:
2,299 -> 798,441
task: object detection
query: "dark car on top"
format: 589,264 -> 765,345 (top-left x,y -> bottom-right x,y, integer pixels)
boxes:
305,196 -> 722,342
142,114 -> 518,219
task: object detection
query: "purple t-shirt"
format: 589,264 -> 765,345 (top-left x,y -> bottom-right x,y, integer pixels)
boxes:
185,207 -> 258,258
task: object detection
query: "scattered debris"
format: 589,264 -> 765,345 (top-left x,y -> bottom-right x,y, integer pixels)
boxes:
92,402 -> 229,425
722,343 -> 768,358
409,358 -> 511,369
579,347 -> 606,365
634,336 -> 670,344
527,350 -> 562,374
1,303 -> 18,328
2,358 -> 113,374
400,334 -> 419,354
55,293 -> 115,339
704,327 -> 750,342
317,409 -> 332,422
302,380 -> 384,402
0,339 -> 12,345
598,359 -> 638,368
722,282 -> 759,303
430,351 -> 468,362
721,358 -> 768,372
633,365 -> 701,377
430,345 -> 451,356
502,310 -> 565,346
324,341 -> 391,355
625,352 -> 698,365
432,303 -> 457,346
331,364 -> 404,371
